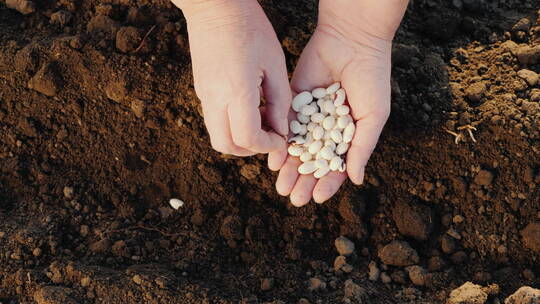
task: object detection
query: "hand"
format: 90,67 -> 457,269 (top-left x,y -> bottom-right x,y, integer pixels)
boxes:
269,0 -> 408,206
173,0 -> 291,156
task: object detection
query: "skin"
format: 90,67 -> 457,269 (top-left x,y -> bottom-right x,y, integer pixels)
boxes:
173,0 -> 409,206
271,0 -> 409,206
172,0 -> 291,156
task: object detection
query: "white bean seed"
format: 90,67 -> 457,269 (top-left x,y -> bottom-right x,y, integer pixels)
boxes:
290,120 -> 301,134
292,91 -> 313,112
339,162 -> 347,172
169,198 -> 184,210
314,166 -> 330,179
297,113 -> 310,124
312,88 -> 327,99
335,142 -> 350,155
311,112 -> 325,123
336,105 -> 350,116
327,82 -> 341,95
337,115 -> 351,129
334,88 -> 346,106
329,156 -> 342,171
300,151 -> 312,162
299,124 -> 308,136
312,126 -> 325,140
323,131 -> 332,140
322,116 -> 336,130
343,122 -> 355,143
305,133 -> 314,146
288,145 -> 304,156
288,136 -> 305,145
324,140 -> 336,151
300,104 -> 317,116
298,161 -> 317,175
330,129 -> 343,143
307,122 -> 317,132
320,146 -> 335,160
308,140 -> 323,154
315,159 -> 328,169
323,100 -> 336,115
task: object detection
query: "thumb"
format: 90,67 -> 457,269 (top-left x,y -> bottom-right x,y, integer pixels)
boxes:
263,56 -> 292,136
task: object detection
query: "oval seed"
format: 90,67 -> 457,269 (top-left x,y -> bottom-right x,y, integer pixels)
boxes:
312,126 -> 325,140
312,87 -> 327,99
307,122 -> 317,132
334,88 -> 346,106
288,145 -> 304,156
329,156 -> 342,171
298,161 -> 317,175
292,91 -> 313,112
315,159 -> 328,169
323,100 -> 336,115
336,105 -> 350,116
169,198 -> 184,210
300,104 -> 317,116
322,116 -> 336,130
338,162 -> 347,172
311,112 -> 325,123
305,133 -> 314,146
330,129 -> 343,143
300,151 -> 312,162
320,146 -> 335,160
290,120 -> 301,134
324,140 -> 336,151
335,142 -> 350,155
337,115 -> 351,129
308,140 -> 323,154
343,122 -> 355,143
299,124 -> 308,136
326,82 -> 341,95
323,130 -> 332,141
288,136 -> 306,145
314,166 -> 330,179
297,113 -> 310,124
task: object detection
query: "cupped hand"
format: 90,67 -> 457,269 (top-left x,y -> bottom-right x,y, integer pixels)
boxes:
176,0 -> 291,156
269,0 -> 408,206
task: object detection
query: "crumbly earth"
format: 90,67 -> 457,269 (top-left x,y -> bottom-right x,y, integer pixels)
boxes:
0,0 -> 539,303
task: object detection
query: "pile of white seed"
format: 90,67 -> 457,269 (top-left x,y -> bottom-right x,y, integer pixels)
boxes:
287,82 -> 355,179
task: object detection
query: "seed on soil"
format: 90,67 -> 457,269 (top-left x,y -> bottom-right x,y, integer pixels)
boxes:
169,198 -> 184,210
287,83 -> 353,179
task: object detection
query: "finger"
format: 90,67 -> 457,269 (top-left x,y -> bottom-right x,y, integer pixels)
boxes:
202,105 -> 257,156
268,149 -> 288,171
346,115 -> 388,185
342,62 -> 391,185
276,156 -> 301,196
313,171 -> 347,204
228,97 -> 286,153
290,40 -> 333,93
263,56 -> 292,136
290,174 -> 317,207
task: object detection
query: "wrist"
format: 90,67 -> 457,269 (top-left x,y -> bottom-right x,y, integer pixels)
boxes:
172,0 -> 257,25
318,0 -> 409,42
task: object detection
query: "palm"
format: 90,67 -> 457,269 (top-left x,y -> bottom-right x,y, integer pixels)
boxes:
270,25 -> 392,206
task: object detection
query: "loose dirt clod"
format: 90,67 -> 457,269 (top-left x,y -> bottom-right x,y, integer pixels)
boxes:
520,222 -> 540,253
335,236 -> 355,256
447,282 -> 488,304
6,0 -> 35,15
378,240 -> 419,267
28,63 -> 61,97
504,286 -> 540,304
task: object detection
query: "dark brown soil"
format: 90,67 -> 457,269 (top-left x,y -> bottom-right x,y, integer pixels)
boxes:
0,0 -> 539,303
